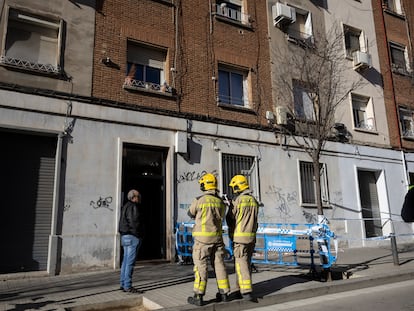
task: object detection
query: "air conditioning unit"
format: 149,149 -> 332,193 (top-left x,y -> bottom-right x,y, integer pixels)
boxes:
275,106 -> 289,125
272,3 -> 296,26
353,51 -> 372,71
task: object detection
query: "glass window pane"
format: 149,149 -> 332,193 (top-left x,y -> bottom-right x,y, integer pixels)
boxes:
219,70 -> 230,103
391,46 -> 405,68
127,63 -> 144,81
6,19 -> 58,66
146,66 -> 161,84
230,72 -> 243,105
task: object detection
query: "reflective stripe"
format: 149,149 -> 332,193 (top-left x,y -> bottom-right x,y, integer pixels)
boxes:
193,266 -> 206,293
217,278 -> 230,290
193,231 -> 222,237
234,196 -> 258,237
236,263 -> 252,290
192,196 -> 224,237
234,232 -> 256,237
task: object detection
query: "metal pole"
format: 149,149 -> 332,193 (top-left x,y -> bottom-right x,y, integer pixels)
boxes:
390,233 -> 400,266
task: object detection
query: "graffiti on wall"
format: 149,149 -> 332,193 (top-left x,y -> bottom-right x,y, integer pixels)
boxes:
302,210 -> 318,223
90,196 -> 113,211
177,169 -> 218,184
265,186 -> 298,222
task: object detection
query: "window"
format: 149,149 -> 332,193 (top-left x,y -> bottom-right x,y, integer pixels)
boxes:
390,42 -> 409,74
124,41 -> 170,92
218,65 -> 249,107
215,0 -> 249,24
286,7 -> 313,44
344,25 -> 366,58
0,8 -> 62,74
222,153 -> 259,201
299,161 -> 329,206
352,94 -> 375,131
384,0 -> 403,15
400,108 -> 414,138
293,81 -> 315,121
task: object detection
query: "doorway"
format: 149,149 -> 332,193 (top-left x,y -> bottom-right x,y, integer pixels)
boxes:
121,143 -> 167,260
0,129 -> 57,273
357,170 -> 382,238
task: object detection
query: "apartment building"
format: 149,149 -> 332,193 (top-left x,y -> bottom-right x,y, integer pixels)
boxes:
0,0 -> 96,274
1,0 -> 413,275
371,0 -> 414,151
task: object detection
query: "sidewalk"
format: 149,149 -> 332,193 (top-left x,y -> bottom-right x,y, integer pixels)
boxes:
1,244 -> 414,311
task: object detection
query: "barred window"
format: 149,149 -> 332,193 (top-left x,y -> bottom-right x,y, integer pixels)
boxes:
222,153 -> 259,201
299,161 -> 329,206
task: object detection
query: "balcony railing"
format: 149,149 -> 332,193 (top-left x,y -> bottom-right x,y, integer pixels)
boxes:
286,29 -> 314,47
403,130 -> 414,138
123,78 -> 173,94
213,4 -> 250,25
0,55 -> 61,74
217,93 -> 249,107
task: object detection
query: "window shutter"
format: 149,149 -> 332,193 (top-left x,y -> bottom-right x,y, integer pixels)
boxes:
127,44 -> 165,69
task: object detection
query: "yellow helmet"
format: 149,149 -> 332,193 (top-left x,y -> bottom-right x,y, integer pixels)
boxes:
199,173 -> 217,191
229,175 -> 249,193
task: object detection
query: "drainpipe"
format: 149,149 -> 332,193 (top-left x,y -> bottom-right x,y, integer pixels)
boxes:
402,150 -> 410,187
47,132 -> 63,275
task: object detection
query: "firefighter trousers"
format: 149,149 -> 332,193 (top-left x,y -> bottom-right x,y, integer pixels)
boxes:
233,242 -> 255,294
192,240 -> 230,295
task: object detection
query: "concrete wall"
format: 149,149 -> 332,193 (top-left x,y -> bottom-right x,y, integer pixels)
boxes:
1,86 -> 414,272
0,0 -> 95,96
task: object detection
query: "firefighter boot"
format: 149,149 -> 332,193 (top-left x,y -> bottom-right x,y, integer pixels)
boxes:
187,294 -> 204,306
215,292 -> 229,302
242,292 -> 254,302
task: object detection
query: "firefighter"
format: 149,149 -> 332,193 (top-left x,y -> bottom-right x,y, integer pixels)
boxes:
227,174 -> 259,302
187,173 -> 230,306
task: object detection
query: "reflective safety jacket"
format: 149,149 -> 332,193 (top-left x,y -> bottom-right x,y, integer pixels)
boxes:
188,190 -> 226,244
227,189 -> 259,244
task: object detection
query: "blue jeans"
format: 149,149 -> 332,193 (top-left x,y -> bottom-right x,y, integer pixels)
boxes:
120,234 -> 141,289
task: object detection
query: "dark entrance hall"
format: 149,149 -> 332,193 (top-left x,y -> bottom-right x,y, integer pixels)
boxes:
121,143 -> 167,261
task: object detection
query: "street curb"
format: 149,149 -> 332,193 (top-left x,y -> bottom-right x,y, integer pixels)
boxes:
158,269 -> 414,311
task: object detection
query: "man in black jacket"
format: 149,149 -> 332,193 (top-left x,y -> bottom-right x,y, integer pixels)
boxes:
119,189 -> 144,293
402,185 -> 414,222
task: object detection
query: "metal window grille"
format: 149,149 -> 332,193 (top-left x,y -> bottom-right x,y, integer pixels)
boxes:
222,154 -> 255,200
300,161 -> 328,205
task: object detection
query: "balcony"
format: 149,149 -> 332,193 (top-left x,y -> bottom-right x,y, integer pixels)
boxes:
213,3 -> 250,26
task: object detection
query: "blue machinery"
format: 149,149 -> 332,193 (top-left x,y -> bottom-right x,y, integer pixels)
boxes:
175,222 -> 337,270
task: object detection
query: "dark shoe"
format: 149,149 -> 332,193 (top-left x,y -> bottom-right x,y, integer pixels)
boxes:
187,294 -> 204,306
242,292 -> 254,301
233,290 -> 243,300
124,287 -> 143,294
215,292 -> 229,302
119,286 -> 124,291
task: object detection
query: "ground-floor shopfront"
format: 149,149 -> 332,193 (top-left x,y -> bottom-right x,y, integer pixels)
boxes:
1,90 -> 413,275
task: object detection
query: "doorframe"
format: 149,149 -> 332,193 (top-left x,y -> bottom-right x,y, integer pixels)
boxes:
355,167 -> 391,246
114,137 -> 174,269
